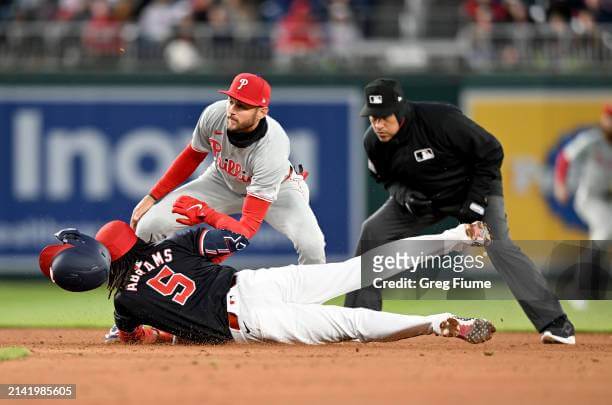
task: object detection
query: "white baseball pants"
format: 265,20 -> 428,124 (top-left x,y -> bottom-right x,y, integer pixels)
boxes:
136,166 -> 326,264
227,225 -> 471,344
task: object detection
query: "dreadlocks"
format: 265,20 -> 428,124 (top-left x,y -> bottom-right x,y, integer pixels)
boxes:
107,239 -> 155,298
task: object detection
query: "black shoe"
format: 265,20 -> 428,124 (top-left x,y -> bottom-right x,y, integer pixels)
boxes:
541,316 -> 576,345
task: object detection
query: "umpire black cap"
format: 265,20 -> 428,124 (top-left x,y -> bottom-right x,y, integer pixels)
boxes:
360,78 -> 405,117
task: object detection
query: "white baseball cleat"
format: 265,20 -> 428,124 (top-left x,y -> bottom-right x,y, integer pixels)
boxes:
465,221 -> 492,247
104,324 -> 119,344
438,316 -> 496,344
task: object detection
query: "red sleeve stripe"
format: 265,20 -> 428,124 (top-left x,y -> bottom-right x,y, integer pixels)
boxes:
246,192 -> 274,203
554,151 -> 570,184
191,143 -> 208,153
198,229 -> 208,256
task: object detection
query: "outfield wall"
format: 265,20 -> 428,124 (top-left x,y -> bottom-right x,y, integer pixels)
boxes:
1,73 -> 610,275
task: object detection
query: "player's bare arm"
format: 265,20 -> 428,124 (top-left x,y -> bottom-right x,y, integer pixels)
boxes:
130,194 -> 156,229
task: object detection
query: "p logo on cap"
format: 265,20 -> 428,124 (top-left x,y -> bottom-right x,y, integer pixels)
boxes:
237,78 -> 249,90
218,73 -> 271,107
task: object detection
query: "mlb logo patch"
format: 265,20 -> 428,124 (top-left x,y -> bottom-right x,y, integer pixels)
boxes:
369,95 -> 383,105
414,148 -> 435,162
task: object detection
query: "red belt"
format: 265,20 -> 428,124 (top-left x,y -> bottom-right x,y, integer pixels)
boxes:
228,312 -> 240,330
228,275 -> 240,331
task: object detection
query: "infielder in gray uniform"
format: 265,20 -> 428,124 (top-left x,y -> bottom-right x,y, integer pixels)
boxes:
573,103 -> 611,291
574,133 -> 612,241
553,103 -> 612,208
574,103 -> 612,305
130,72 -> 326,265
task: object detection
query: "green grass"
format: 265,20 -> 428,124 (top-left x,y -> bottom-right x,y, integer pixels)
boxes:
0,346 -> 31,361
1,281 -> 611,331
0,280 -> 114,328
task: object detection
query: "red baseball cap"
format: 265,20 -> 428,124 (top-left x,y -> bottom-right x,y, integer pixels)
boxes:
218,73 -> 271,107
95,220 -> 137,262
603,103 -> 612,116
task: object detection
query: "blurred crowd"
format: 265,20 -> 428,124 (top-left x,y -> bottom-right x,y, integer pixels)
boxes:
462,0 -> 612,69
464,0 -> 612,26
0,0 -> 610,72
463,0 -> 612,41
0,0 -> 386,70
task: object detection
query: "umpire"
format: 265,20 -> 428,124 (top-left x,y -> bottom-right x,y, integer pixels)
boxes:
345,78 -> 576,344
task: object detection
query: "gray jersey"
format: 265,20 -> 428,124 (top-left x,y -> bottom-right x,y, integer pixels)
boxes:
191,100 -> 290,202
574,137 -> 612,240
562,127 -> 601,193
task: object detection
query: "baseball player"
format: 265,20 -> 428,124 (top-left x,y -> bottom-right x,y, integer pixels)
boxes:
571,104 -> 612,302
551,104 -> 612,309
39,213 -> 496,345
573,119 -> 612,241
553,103 -> 612,206
130,72 -> 325,265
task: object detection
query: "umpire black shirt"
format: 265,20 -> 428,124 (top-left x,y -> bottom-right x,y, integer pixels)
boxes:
365,101 -> 504,209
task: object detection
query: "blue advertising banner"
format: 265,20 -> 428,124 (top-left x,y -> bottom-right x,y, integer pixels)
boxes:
0,87 -> 365,274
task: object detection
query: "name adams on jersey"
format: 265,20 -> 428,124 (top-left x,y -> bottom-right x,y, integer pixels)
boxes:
123,249 -> 174,292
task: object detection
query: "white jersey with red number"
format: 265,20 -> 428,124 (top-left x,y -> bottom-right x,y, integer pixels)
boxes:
191,100 -> 290,203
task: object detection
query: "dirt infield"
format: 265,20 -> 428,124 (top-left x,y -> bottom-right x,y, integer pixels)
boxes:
1,329 -> 611,405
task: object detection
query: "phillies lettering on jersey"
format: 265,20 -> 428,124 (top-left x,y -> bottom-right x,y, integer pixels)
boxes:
191,100 -> 290,202
209,138 -> 252,183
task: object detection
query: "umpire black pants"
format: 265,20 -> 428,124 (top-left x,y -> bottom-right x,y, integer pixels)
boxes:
344,186 -> 566,332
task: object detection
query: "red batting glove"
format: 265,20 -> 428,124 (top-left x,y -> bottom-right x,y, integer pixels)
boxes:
119,326 -> 176,344
172,195 -> 211,226
154,328 -> 176,344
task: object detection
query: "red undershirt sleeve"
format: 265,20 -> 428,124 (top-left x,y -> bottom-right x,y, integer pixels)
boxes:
204,194 -> 271,238
149,144 -> 208,201
554,151 -> 570,186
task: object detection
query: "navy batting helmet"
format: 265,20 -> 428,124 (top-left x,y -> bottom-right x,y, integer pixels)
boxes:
39,228 -> 111,292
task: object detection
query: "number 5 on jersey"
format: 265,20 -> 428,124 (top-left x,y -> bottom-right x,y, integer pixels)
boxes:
146,265 -> 196,305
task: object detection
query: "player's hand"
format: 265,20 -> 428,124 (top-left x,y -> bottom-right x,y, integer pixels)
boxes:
119,326 -> 176,344
388,183 -> 433,216
172,195 -> 210,226
130,195 -> 156,230
404,192 -> 433,216
202,229 -> 249,263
